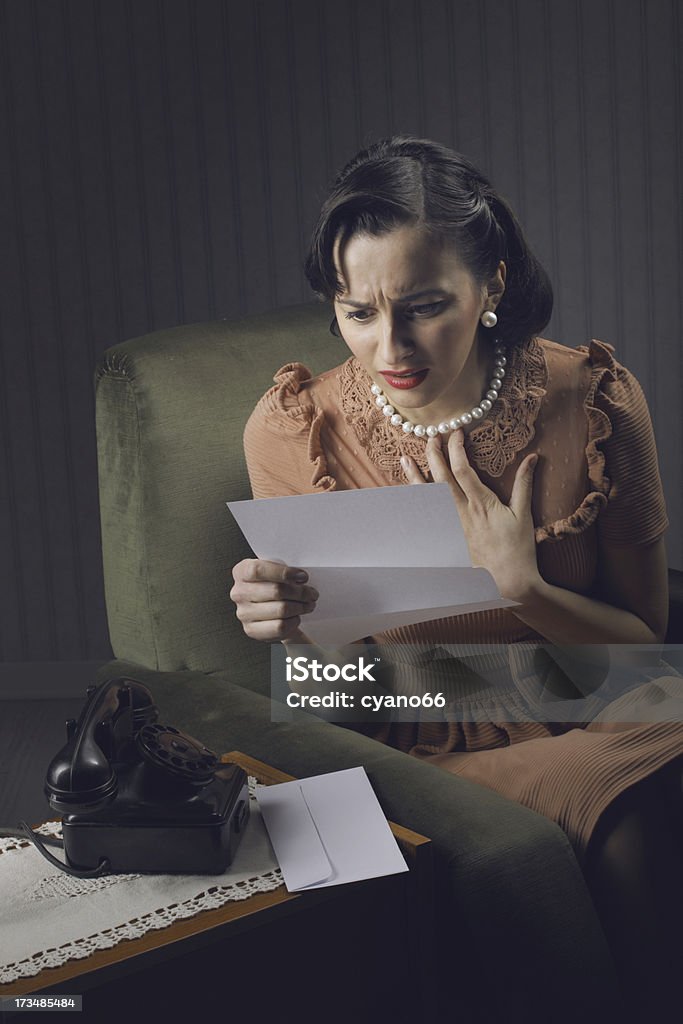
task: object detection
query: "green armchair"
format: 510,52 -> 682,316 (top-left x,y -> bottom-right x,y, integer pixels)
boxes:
95,302 -> 622,1022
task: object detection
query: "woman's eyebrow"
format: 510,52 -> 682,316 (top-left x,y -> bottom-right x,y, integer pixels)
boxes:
338,288 -> 447,307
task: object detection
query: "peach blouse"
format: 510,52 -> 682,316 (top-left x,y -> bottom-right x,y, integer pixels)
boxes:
245,334 -> 669,615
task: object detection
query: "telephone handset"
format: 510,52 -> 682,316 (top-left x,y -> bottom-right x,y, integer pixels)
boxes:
34,678 -> 249,876
46,677 -> 159,815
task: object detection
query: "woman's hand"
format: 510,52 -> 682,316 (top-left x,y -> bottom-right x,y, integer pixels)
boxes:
401,431 -> 541,603
230,559 -> 318,642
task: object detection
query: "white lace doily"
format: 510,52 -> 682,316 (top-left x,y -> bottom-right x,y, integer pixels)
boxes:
0,778 -> 282,984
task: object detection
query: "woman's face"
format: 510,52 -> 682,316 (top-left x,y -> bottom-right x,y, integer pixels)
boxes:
333,224 -> 504,424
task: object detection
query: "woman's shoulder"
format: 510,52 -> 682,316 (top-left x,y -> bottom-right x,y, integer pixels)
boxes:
538,335 -> 638,378
536,336 -> 648,409
245,359 -> 349,436
538,335 -> 617,375
532,336 -> 666,545
536,335 -> 655,467
243,360 -> 350,496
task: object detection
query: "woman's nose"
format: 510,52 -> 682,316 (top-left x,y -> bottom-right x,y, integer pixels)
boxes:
377,314 -> 414,365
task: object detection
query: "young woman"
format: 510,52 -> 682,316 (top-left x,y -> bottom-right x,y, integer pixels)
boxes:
230,137 -> 682,1019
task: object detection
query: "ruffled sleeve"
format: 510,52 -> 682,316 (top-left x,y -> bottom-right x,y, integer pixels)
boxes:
243,363 -> 337,498
579,341 -> 667,546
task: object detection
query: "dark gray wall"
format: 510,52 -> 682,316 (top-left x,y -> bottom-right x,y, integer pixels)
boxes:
1,0 -> 681,662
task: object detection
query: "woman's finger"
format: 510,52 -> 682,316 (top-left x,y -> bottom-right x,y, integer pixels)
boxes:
232,558 -> 309,586
444,430 -> 493,503
509,452 -> 539,517
231,559 -> 316,607
424,435 -> 467,504
235,598 -> 317,624
231,580 -> 318,605
400,454 -> 427,484
242,616 -> 304,642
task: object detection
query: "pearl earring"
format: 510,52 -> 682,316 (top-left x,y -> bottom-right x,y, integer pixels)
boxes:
481,310 -> 498,328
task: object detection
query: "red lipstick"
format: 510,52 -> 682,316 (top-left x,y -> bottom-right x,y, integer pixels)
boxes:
378,369 -> 429,390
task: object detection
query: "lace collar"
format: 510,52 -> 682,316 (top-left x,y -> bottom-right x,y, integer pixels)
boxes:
338,335 -> 548,480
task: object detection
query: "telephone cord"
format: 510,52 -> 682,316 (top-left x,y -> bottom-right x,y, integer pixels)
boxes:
0,822 -> 111,878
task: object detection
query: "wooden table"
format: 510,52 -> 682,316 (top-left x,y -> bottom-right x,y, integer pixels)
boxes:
0,753 -> 435,1022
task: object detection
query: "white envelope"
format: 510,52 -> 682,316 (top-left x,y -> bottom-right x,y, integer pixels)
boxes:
256,767 -> 408,891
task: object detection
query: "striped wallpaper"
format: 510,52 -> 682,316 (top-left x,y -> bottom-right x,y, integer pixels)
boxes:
0,0 -> 681,661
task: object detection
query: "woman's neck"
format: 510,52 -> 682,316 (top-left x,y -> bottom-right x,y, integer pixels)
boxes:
393,338 -> 492,427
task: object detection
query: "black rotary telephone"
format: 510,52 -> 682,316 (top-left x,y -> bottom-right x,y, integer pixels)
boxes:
3,679 -> 249,877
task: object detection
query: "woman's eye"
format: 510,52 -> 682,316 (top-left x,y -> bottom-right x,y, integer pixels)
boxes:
406,302 -> 444,317
345,309 -> 374,322
343,301 -> 445,323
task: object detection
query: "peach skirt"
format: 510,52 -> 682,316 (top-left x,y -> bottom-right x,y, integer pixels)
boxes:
420,675 -> 683,862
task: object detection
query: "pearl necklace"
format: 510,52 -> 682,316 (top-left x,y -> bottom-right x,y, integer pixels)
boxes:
370,343 -> 507,438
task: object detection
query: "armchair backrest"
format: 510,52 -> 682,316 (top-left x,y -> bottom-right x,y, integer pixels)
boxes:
96,302 -> 334,689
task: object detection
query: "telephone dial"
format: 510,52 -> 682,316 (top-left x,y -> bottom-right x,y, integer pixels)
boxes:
9,678 -> 249,877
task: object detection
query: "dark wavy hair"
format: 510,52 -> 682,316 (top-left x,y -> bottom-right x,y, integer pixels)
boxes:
305,136 -> 553,348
